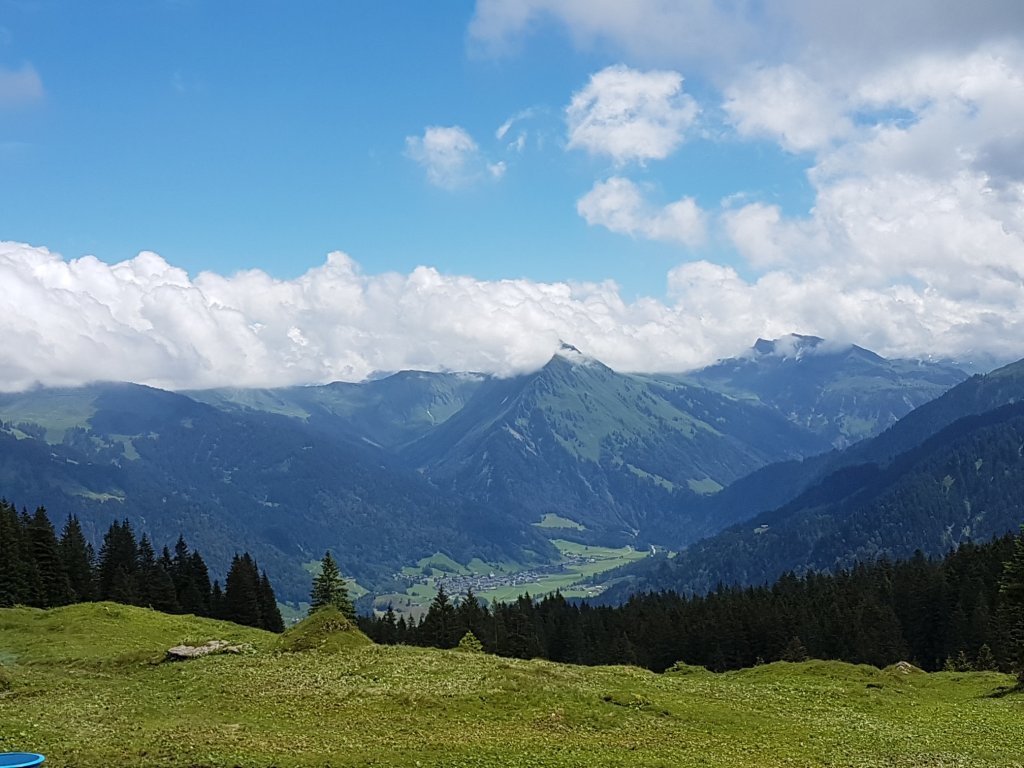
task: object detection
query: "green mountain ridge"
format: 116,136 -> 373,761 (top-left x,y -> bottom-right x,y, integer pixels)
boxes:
0,338 -> 980,603
608,363 -> 1024,598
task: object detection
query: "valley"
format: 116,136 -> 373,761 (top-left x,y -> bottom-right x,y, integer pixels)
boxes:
364,537 -> 652,619
0,336 -> 972,608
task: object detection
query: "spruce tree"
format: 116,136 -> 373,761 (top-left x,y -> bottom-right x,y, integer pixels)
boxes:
210,579 -> 226,620
97,519 -> 139,602
27,507 -> 71,607
421,586 -> 458,649
308,551 -> 354,619
224,553 -> 262,629
137,535 -> 179,613
456,630 -> 484,653
59,515 -> 95,602
257,569 -> 284,632
0,501 -> 27,606
1000,526 -> 1024,684
186,551 -> 212,615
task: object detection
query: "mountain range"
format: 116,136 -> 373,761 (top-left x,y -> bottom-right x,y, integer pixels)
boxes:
0,336 -> 990,603
605,356 -> 1024,599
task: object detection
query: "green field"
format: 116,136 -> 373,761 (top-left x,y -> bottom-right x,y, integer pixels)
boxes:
1,603 -> 1021,767
472,539 -> 649,603
374,541 -> 651,615
533,513 -> 587,530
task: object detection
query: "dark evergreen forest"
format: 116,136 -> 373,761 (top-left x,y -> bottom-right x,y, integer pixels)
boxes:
361,531 -> 1024,675
0,500 -> 282,632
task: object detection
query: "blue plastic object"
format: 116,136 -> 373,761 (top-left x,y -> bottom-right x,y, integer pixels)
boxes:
0,754 -> 45,767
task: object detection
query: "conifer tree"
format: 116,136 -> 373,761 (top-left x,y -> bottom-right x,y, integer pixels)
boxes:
171,536 -> 206,614
59,515 -> 95,602
98,519 -> 139,602
224,553 -> 262,629
210,579 -> 226,620
186,550 -> 212,615
257,569 -> 284,632
27,506 -> 71,607
1000,526 -> 1024,683
975,643 -> 998,671
16,510 -> 43,607
421,586 -> 458,649
309,551 -> 354,619
137,535 -> 179,613
456,630 -> 484,653
0,501 -> 27,606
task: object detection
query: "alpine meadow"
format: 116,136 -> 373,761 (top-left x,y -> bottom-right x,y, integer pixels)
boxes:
3,2 -> 1024,767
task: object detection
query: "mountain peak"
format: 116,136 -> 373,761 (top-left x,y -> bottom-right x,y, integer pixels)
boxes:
553,341 -> 597,366
751,334 -> 826,359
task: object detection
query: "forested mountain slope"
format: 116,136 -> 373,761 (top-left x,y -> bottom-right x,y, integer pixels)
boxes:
609,399 -> 1024,598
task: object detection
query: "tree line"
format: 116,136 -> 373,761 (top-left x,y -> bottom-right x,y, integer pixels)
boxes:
360,529 -> 1024,677
0,500 -> 282,632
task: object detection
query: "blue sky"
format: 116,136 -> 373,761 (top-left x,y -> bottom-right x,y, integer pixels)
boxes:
1,1 -> 1023,389
0,1 -> 812,296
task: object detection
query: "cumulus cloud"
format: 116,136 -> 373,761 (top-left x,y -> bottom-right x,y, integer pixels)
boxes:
405,125 -> 504,189
470,0 -> 756,68
723,64 -> 852,153
470,0 -> 1024,73
577,177 -> 706,247
566,65 -> 698,164
0,63 -> 44,108
2,239 -> 1021,393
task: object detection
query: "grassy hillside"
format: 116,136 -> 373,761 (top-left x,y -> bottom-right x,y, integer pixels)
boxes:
1,604 -> 1021,767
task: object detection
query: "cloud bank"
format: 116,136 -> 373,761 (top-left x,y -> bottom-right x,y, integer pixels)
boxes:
2,240 -> 1021,392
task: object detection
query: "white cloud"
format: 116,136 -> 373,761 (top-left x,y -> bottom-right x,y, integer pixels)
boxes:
405,125 -> 500,189
566,65 -> 698,164
577,177 -> 706,247
470,1 -> 1024,73
470,0 -> 756,69
2,239 -> 1020,394
723,65 -> 852,153
0,63 -> 43,108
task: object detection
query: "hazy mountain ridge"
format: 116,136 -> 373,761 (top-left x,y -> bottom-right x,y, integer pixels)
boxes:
0,338 -> 979,602
684,334 -> 967,448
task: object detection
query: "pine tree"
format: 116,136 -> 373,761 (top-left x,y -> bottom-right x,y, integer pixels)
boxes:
781,635 -> 810,662
97,519 -> 139,603
224,553 -> 262,629
27,507 -> 71,607
456,630 -> 484,653
975,643 -> 998,671
1000,526 -> 1024,684
186,551 -> 212,615
420,586 -> 458,649
257,570 -> 284,632
0,501 -> 27,606
209,579 -> 225,619
171,536 -> 208,615
137,535 -> 179,613
308,551 -> 354,620
59,515 -> 95,602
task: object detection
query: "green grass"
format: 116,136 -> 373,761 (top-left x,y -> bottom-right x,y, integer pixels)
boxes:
1,604 -> 1021,767
0,391 -> 97,443
274,607 -> 372,653
533,513 -> 587,531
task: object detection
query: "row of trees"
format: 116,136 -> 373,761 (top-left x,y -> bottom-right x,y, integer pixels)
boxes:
0,501 -> 282,632
361,530 -> 1024,676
